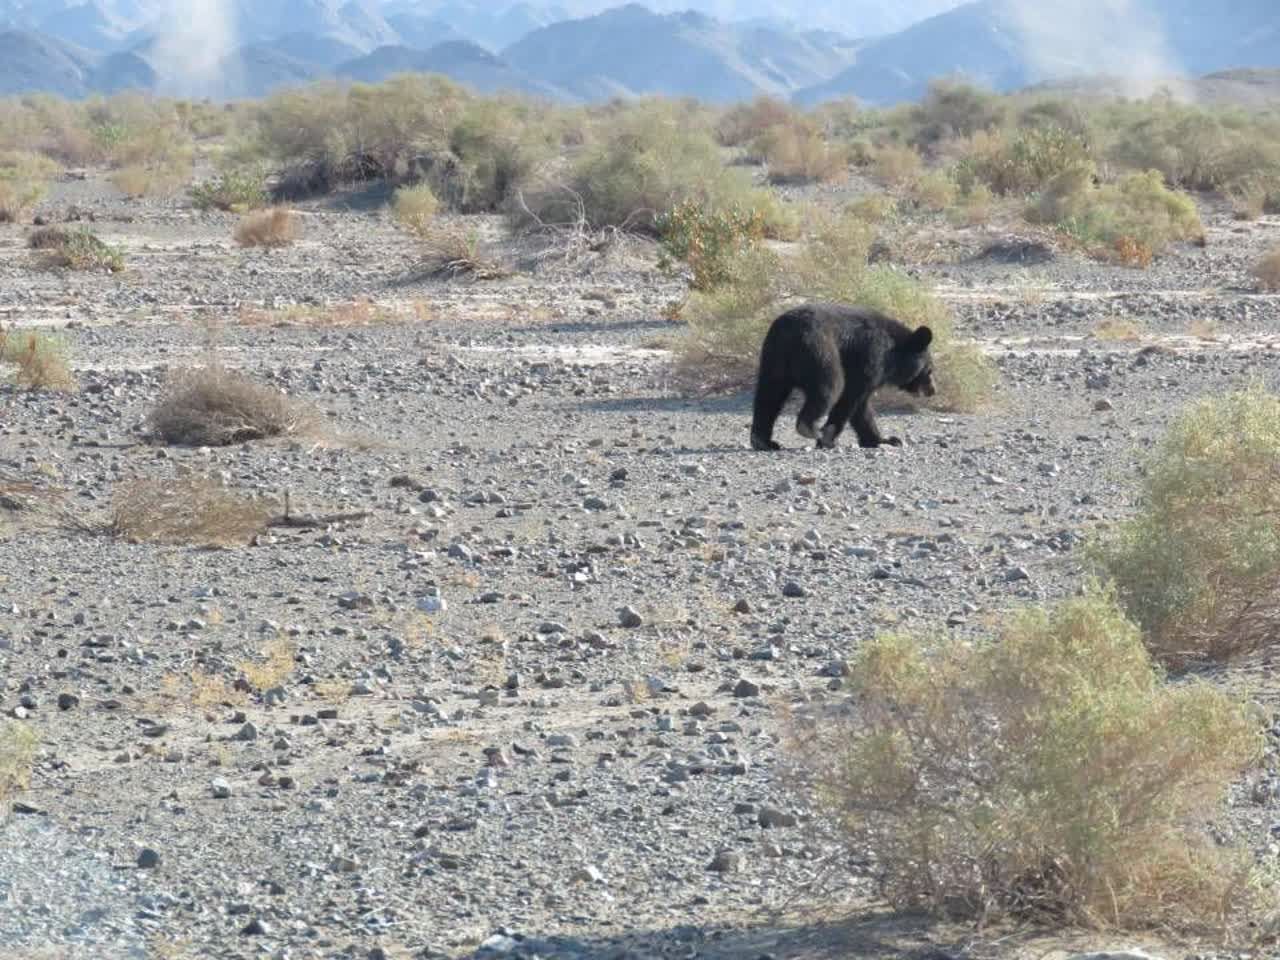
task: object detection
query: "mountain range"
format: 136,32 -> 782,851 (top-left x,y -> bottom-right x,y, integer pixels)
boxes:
0,0 -> 1277,104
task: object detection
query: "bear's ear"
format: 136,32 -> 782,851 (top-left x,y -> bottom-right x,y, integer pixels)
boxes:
905,326 -> 933,352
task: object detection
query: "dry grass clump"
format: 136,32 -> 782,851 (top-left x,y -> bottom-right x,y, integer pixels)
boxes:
0,326 -> 75,391
1092,315 -> 1146,341
148,364 -> 321,446
756,118 -> 847,185
868,143 -> 923,187
716,95 -> 797,147
110,474 -> 274,547
1092,385 -> 1280,667
0,150 -> 57,222
239,299 -> 417,327
110,158 -> 190,199
1251,246 -> 1280,292
233,207 -> 300,248
800,590 -> 1267,932
391,183 -> 440,234
413,222 -> 510,280
27,225 -> 69,249
0,720 -> 37,807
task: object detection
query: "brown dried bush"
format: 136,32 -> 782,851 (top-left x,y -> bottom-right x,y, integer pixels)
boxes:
148,364 -> 321,446
110,474 -> 274,546
1252,246 -> 1280,292
233,207 -> 300,248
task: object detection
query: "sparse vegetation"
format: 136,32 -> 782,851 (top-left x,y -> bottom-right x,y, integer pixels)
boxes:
238,300 -> 421,327
0,150 -> 56,222
110,474 -> 275,547
148,364 -> 321,446
657,199 -> 767,291
392,183 -> 440,234
0,720 -> 37,807
802,590 -> 1266,931
233,207 -> 300,248
1093,385 -> 1280,666
1092,315 -> 1146,341
1028,168 -> 1203,265
189,166 -> 268,212
38,229 -> 126,272
518,100 -> 794,238
1252,246 -> 1280,292
0,326 -> 75,391
412,221 -> 510,280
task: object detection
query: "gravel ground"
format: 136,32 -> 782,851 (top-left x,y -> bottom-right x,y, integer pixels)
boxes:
1,171 -> 1279,960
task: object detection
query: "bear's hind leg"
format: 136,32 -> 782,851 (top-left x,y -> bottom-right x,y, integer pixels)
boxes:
795,376 -> 840,441
751,377 -> 790,451
817,387 -> 865,449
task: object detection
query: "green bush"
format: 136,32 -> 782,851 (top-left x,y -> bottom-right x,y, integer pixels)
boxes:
802,590 -> 1266,930
955,126 -> 1094,196
1028,169 -> 1203,265
189,166 -> 268,212
518,100 -> 794,237
41,230 -> 125,272
656,199 -> 766,291
391,183 -> 440,235
1092,385 -> 1280,665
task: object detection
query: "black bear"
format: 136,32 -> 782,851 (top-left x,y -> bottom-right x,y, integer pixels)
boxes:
750,303 -> 935,451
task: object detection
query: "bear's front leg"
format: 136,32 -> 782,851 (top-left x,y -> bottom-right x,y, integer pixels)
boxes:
851,404 -> 899,448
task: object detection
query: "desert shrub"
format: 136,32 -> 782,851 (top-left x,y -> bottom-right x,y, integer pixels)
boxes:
148,364 -> 320,446
110,474 -> 274,547
950,181 -> 995,226
1101,100 -> 1280,199
954,126 -> 1094,196
233,207 -> 300,248
676,209 -> 996,411
656,199 -> 767,291
1028,169 -> 1202,265
38,229 -> 125,273
906,170 -> 957,212
0,151 -> 56,222
716,96 -> 797,147
110,157 -> 190,198
801,591 -> 1267,931
0,720 -> 37,808
1017,98 -> 1091,139
755,118 -> 847,184
411,221 -> 509,280
847,192 -> 898,224
26,225 -> 68,250
868,143 -> 922,187
1252,246 -> 1280,292
392,183 -> 440,234
189,166 -> 268,212
518,100 -> 793,237
0,327 -> 75,391
1092,386 -> 1280,666
912,80 -> 1008,145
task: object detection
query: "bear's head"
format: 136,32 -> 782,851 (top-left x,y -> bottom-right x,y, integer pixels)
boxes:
894,326 -> 935,398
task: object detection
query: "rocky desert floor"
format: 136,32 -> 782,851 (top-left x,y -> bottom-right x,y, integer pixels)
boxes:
2,171 -> 1279,960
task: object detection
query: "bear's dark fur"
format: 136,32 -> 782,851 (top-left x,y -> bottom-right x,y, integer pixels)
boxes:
750,303 -> 935,451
